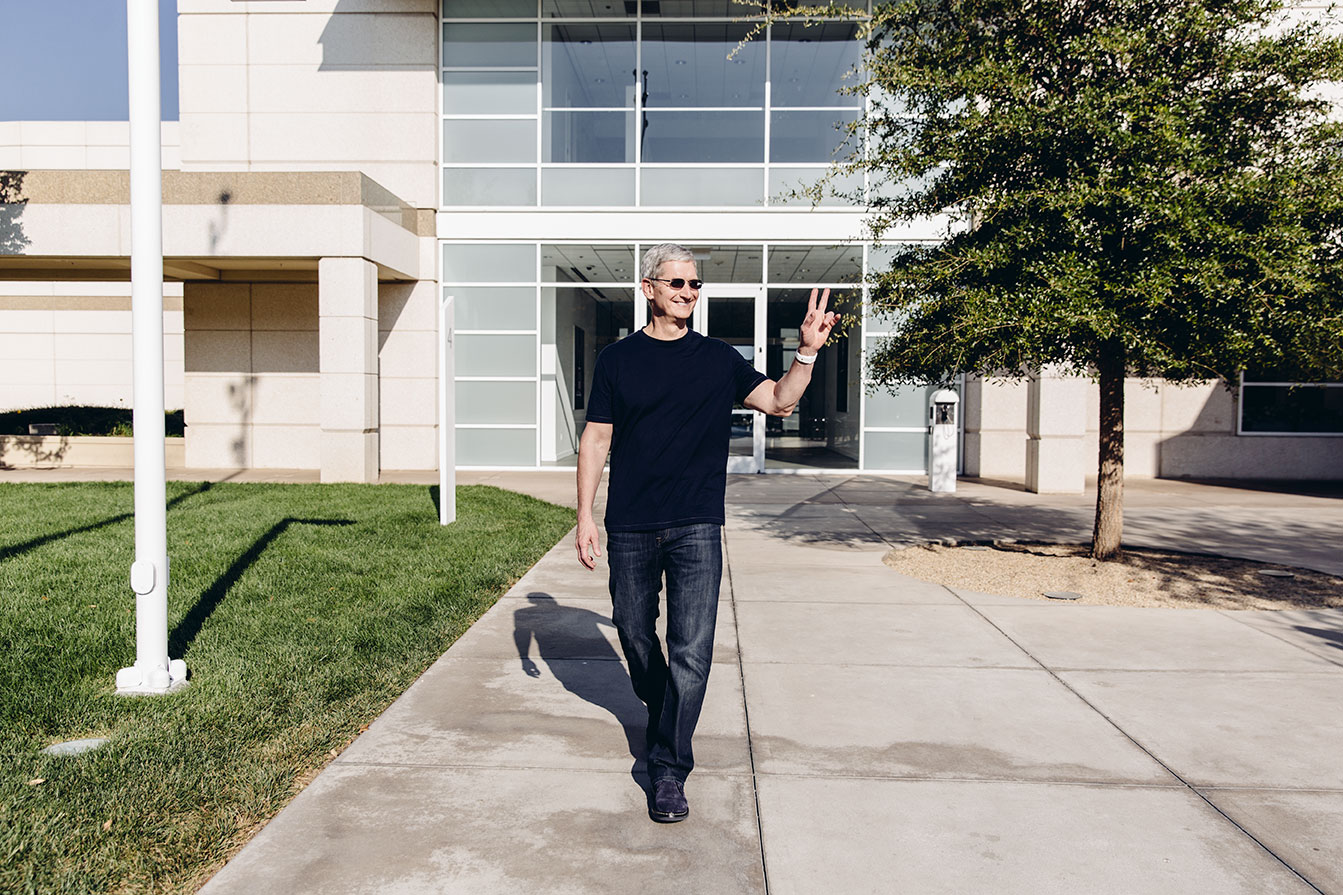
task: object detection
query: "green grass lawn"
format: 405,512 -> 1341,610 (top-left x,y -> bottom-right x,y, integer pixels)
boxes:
0,481 -> 574,894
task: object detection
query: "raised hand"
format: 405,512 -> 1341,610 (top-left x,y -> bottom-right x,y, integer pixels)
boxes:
799,288 -> 838,353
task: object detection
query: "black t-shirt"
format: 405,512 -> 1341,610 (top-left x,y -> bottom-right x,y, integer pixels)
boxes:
586,329 -> 768,532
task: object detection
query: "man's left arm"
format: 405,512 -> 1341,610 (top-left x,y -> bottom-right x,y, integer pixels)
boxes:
743,287 -> 837,417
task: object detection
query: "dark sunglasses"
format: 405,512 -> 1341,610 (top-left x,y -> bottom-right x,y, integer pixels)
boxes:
645,277 -> 704,290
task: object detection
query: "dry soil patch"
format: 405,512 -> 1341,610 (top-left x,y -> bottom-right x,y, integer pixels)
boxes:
883,543 -> 1343,610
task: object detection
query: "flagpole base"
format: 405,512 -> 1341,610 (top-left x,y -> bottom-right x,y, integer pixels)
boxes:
116,659 -> 189,695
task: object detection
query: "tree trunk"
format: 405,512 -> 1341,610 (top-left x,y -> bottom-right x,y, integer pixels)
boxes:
1091,341 -> 1125,560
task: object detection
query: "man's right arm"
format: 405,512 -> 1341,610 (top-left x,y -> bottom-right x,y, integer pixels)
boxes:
576,421 -> 613,569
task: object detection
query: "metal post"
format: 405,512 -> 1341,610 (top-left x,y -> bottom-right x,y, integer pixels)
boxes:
928,388 -> 960,494
116,0 -> 186,694
438,294 -> 456,525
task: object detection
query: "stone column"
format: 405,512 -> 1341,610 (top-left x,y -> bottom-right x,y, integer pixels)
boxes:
1025,366 -> 1087,493
319,257 -> 379,483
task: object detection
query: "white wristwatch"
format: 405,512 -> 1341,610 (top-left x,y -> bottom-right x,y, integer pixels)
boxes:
793,350 -> 818,365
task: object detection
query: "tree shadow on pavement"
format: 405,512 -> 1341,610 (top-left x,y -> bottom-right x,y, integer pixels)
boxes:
724,475 -> 1343,576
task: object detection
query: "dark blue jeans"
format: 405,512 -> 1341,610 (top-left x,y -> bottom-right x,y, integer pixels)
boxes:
607,523 -> 722,785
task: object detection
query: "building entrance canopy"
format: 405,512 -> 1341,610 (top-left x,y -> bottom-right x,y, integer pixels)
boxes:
0,170 -> 426,283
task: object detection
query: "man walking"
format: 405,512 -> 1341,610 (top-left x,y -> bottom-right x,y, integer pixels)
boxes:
576,243 -> 837,823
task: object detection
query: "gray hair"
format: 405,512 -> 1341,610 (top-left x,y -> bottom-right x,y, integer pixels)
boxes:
640,243 -> 695,282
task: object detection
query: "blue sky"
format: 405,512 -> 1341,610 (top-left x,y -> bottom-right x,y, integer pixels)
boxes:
2,0 -> 180,121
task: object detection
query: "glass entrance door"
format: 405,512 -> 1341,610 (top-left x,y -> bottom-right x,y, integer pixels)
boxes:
696,284 -> 764,472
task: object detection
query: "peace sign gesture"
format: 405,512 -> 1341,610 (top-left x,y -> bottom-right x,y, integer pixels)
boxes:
799,288 -> 838,353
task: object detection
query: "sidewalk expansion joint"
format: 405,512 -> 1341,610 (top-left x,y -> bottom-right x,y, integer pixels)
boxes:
945,583 -> 1329,895
1216,610 -> 1343,670
723,530 -> 772,895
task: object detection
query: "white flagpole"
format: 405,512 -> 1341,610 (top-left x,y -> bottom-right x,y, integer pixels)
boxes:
438,294 -> 456,525
117,0 -> 186,694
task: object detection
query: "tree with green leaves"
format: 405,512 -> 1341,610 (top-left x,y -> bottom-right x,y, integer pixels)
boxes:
769,0 -> 1343,558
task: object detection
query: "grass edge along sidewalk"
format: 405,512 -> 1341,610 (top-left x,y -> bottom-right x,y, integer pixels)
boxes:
0,481 -> 574,895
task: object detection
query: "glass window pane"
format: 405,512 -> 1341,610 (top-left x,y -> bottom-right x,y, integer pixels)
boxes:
457,427 -> 538,466
445,0 -> 537,17
641,167 -> 764,205
443,167 -> 537,206
691,245 -> 764,283
444,120 -> 536,164
770,22 -> 863,107
769,166 -> 864,207
645,1 -> 767,18
865,384 -> 932,428
543,111 -> 633,162
544,0 -> 635,16
541,245 -> 636,281
642,111 -> 764,162
457,381 -> 538,424
546,287 -> 636,418
543,24 -> 636,108
642,24 -> 765,107
863,431 -> 927,470
456,334 -> 538,376
542,167 -> 636,205
1241,385 -> 1343,433
443,72 -> 537,115
443,23 -> 538,68
770,110 -> 860,163
768,246 -> 863,284
443,244 -> 536,282
451,286 -> 538,330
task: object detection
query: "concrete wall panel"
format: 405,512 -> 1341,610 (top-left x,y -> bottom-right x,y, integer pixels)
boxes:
376,329 -> 436,379
54,333 -> 131,361
246,66 -> 434,114
1161,433 -> 1343,479
380,281 -> 437,336
253,330 -> 320,374
186,330 -> 252,374
179,65 -> 250,115
1161,382 -> 1234,433
252,376 -> 321,426
380,425 -> 437,471
185,283 -> 251,331
246,113 -> 437,163
245,12 -> 435,67
3,385 -> 57,410
0,332 -> 55,360
252,424 -> 322,468
186,422 -> 250,468
177,14 -> 248,65
251,284 -> 319,331
379,377 -> 436,427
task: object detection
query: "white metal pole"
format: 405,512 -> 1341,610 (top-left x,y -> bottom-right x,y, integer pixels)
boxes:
117,0 -> 186,694
438,294 -> 456,525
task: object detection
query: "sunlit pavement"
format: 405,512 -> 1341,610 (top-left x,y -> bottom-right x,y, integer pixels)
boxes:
7,467 -> 1339,893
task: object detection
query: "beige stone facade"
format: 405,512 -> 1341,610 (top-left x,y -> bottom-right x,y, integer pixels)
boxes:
1,2 -> 1338,486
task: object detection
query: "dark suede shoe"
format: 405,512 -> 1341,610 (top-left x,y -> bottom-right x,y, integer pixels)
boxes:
649,778 -> 689,823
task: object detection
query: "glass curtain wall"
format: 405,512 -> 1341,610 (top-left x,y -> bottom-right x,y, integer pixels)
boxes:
765,245 -> 862,468
448,241 -> 941,471
862,244 -> 938,471
441,1 -> 866,207
445,243 -> 541,467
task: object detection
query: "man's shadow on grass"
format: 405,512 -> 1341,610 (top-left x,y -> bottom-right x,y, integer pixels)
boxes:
168,517 -> 353,657
512,592 -> 651,789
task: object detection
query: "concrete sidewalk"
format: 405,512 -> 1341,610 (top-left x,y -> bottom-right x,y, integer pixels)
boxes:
187,473 -> 1343,894
7,468 -> 1338,891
